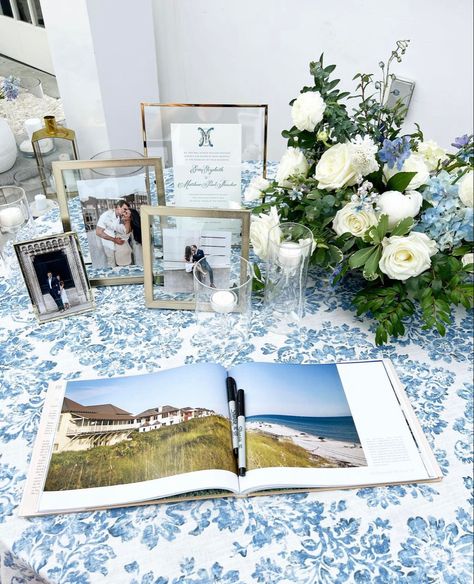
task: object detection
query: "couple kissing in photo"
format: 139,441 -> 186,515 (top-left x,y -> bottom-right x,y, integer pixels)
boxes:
95,199 -> 143,268
184,244 -> 215,287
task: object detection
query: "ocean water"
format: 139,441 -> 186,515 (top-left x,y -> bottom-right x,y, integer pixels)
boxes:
247,415 -> 361,444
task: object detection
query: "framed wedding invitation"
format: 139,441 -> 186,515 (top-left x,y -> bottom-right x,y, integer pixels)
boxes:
140,104 -> 268,206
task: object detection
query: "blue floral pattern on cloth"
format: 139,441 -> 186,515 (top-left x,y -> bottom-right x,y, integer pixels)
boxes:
0,164 -> 473,583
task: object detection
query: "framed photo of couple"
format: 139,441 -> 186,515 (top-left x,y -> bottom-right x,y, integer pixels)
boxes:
52,157 -> 165,286
141,206 -> 251,309
14,232 -> 95,323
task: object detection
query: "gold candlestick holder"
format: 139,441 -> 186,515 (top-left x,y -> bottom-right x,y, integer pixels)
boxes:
32,116 -> 79,198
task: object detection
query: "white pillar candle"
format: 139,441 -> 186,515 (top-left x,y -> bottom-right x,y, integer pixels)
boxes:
35,194 -> 48,211
210,290 -> 237,314
20,118 -> 54,154
278,241 -> 302,268
24,118 -> 42,140
0,206 -> 24,229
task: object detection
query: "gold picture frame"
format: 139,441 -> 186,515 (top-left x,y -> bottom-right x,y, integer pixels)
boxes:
140,103 -> 268,177
14,231 -> 95,323
53,157 -> 166,287
141,205 -> 251,310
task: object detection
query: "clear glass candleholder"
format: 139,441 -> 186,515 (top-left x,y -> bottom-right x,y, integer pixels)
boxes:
193,254 -> 253,346
264,222 -> 313,334
0,186 -> 33,278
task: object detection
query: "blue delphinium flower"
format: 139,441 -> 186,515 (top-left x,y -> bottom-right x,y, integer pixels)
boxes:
451,134 -> 472,149
0,75 -> 20,100
378,136 -> 411,170
415,171 -> 474,250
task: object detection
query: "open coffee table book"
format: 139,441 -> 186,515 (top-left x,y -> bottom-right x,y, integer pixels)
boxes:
20,359 -> 442,516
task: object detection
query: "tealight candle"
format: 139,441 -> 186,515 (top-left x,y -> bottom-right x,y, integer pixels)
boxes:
0,206 -> 24,229
210,290 -> 237,314
278,241 -> 302,269
34,194 -> 48,211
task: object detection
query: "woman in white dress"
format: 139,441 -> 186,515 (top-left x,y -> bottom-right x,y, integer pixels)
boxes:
59,280 -> 70,309
114,208 -> 133,266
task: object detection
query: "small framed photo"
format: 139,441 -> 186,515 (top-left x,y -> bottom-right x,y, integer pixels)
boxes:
14,232 -> 95,323
141,206 -> 251,309
52,157 -> 166,286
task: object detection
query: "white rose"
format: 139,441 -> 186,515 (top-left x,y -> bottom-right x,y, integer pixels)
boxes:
244,176 -> 270,202
379,232 -> 438,281
250,207 -> 281,260
291,91 -> 326,132
383,152 -> 430,190
458,170 -> 473,207
378,190 -> 423,228
315,143 -> 359,191
461,253 -> 474,270
418,140 -> 448,171
332,202 -> 378,238
275,147 -> 309,188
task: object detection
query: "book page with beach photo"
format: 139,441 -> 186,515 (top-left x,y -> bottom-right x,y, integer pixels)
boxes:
230,361 -> 440,495
22,363 -> 241,515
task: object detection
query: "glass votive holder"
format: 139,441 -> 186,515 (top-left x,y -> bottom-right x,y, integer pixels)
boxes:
0,186 -> 30,235
264,222 -> 313,334
90,149 -> 145,177
19,76 -> 44,99
13,167 -> 55,204
193,255 -> 253,346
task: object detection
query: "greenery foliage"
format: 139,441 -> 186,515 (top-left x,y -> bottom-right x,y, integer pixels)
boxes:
252,42 -> 473,345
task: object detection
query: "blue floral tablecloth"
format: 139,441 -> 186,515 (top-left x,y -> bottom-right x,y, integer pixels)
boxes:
0,164 -> 473,583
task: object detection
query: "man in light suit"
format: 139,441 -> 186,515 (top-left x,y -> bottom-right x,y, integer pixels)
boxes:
191,245 -> 215,287
46,271 -> 64,311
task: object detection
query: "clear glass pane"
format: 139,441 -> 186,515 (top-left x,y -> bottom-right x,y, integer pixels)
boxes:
32,0 -> 44,26
0,0 -> 14,17
15,0 -> 32,23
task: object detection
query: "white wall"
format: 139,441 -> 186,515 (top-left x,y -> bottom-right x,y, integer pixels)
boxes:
0,16 -> 54,73
40,0 -> 160,158
152,0 -> 473,160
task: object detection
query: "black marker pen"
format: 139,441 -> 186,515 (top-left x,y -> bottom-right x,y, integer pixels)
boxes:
236,389 -> 246,477
226,377 -> 238,456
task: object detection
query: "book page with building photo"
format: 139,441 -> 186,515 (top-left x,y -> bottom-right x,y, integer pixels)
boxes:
36,363 -> 240,513
162,227 -> 232,292
77,175 -> 149,269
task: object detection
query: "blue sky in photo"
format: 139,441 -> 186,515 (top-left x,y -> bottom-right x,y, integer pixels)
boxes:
229,362 -> 351,418
65,363 -> 229,416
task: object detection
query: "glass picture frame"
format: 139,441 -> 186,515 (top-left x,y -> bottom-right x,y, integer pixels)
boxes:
141,205 -> 251,310
53,157 -> 166,286
14,231 -> 95,323
140,103 -> 268,208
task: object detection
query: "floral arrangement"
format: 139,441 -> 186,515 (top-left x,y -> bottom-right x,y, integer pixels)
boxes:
247,41 -> 473,344
0,75 -> 20,101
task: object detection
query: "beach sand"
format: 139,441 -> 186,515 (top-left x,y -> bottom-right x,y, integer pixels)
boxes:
247,421 -> 367,467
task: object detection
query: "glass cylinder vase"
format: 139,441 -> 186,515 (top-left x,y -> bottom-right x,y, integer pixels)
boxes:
264,222 -> 313,334
0,186 -> 32,279
193,255 -> 253,347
